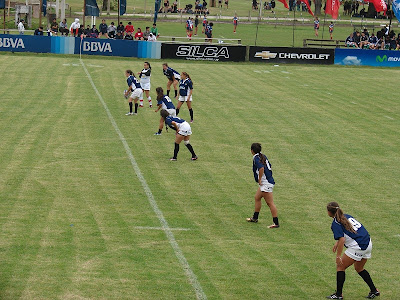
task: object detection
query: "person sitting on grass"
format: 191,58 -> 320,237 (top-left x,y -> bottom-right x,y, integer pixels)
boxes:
368,33 -> 377,49
359,32 -> 369,48
151,23 -> 160,38
34,26 -> 44,36
143,27 -> 151,40
51,18 -> 58,35
135,28 -> 144,40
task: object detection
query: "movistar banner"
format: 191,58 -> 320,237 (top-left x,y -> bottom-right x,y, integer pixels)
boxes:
335,49 -> 400,67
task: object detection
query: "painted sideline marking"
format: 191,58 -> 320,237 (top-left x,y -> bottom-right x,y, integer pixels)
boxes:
384,115 -> 394,120
80,59 -> 207,300
134,226 -> 191,231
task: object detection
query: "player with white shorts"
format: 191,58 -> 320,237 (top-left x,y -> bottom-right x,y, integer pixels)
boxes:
124,70 -> 143,116
138,61 -> 152,108
154,87 -> 176,135
176,71 -> 194,123
162,63 -> 180,99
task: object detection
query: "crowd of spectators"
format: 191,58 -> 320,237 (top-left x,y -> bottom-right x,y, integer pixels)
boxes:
160,0 -> 210,14
26,18 -> 160,42
345,27 -> 400,50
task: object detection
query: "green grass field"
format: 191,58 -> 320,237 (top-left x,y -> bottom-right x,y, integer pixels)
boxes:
0,52 -> 399,299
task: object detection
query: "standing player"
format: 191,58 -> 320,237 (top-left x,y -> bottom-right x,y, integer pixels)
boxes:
233,14 -> 238,33
124,70 -> 143,116
326,202 -> 379,299
246,143 -> 279,228
202,16 -> 207,34
186,17 -> 194,40
314,16 -> 320,37
329,22 -> 334,40
176,72 -> 194,123
154,87 -> 176,135
162,63 -> 180,99
194,15 -> 199,36
205,22 -> 213,43
160,110 -> 198,161
138,61 -> 152,108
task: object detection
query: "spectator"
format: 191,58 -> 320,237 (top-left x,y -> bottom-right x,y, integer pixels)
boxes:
172,1 -> 178,12
143,26 -> 151,40
34,26 -> 44,36
388,35 -> 397,50
354,31 -> 361,48
396,34 -> 400,50
78,25 -> 85,37
163,0 -> 169,13
117,22 -> 125,37
376,37 -> 385,50
115,31 -> 124,40
124,31 -> 134,40
359,32 -> 369,48
89,25 -> 99,38
151,23 -> 159,38
271,0 -> 276,13
135,27 -> 144,40
345,32 -> 357,48
252,0 -> 258,10
99,19 -> 108,38
18,19 -> 25,35
59,19 -> 69,36
125,21 -> 135,35
147,32 -> 157,41
84,25 -> 91,37
51,18 -> 58,35
218,0 -> 222,8
108,22 -> 117,39
225,0 -> 229,9
368,33 -> 377,49
70,18 -> 80,37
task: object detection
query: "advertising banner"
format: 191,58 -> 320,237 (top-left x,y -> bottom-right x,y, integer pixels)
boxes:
0,34 -> 51,53
249,47 -> 335,64
335,49 -> 400,67
161,43 -> 246,62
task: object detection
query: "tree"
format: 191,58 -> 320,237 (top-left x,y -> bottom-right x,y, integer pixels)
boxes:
315,0 -> 322,15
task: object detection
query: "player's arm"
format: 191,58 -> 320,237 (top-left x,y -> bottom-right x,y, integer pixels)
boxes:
258,167 -> 264,185
188,83 -> 193,98
155,103 -> 162,112
333,237 -> 345,266
171,121 -> 178,131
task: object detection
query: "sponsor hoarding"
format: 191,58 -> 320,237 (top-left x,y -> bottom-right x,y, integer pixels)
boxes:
334,48 -> 400,67
161,43 -> 246,62
249,47 -> 334,64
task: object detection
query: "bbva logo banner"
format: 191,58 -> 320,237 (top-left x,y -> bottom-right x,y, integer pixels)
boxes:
82,41 -> 112,53
0,37 -> 25,49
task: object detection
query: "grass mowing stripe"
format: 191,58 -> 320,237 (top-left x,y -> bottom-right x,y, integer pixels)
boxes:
79,59 -> 208,300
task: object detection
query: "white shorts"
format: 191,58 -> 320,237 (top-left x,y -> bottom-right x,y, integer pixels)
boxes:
174,74 -> 181,80
166,108 -> 176,117
259,180 -> 274,193
141,82 -> 150,91
345,240 -> 372,261
130,88 -> 143,100
178,95 -> 192,102
177,121 -> 192,136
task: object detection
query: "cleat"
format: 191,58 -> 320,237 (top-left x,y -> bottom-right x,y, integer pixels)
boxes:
154,132 -> 162,135
366,290 -> 380,299
326,293 -> 343,299
190,120 -> 194,123
191,156 -> 198,161
268,224 -> 280,229
125,112 -> 133,116
246,217 -> 258,223
170,158 -> 177,161
149,105 -> 152,108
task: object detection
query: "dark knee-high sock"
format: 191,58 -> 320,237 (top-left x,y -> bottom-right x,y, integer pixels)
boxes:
336,271 -> 345,296
173,143 -> 179,159
185,144 -> 196,157
129,102 -> 133,113
167,89 -> 170,96
253,212 -> 259,219
174,90 -> 178,98
189,108 -> 193,121
135,103 -> 138,113
358,270 -> 377,292
176,108 -> 180,116
273,217 -> 279,226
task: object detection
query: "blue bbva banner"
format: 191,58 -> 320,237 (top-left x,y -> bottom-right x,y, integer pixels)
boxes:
335,49 -> 400,67
0,34 -> 161,59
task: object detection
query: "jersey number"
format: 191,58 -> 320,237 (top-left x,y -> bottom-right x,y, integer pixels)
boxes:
348,218 -> 362,231
165,96 -> 172,102
265,160 -> 272,171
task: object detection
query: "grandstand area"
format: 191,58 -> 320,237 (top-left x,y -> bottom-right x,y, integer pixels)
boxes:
1,0 -> 400,299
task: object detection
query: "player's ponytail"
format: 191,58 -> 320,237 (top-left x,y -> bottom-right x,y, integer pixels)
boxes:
160,109 -> 169,119
156,87 -> 164,101
251,143 -> 267,165
126,69 -> 133,75
327,202 -> 356,233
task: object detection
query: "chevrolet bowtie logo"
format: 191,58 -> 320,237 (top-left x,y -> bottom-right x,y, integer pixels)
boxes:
254,51 -> 277,59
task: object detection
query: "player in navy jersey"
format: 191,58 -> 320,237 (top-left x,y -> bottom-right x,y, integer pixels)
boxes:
314,17 -> 320,37
246,143 -> 279,228
124,70 -> 143,116
205,22 -> 213,43
329,22 -> 334,40
154,87 -> 176,135
160,110 -> 197,161
138,61 -> 152,108
186,17 -> 193,40
326,202 -> 379,299
176,72 -> 194,122
162,63 -> 181,99
233,14 -> 238,33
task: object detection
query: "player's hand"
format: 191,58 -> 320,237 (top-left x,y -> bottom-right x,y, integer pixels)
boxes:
332,242 -> 338,253
336,256 -> 343,267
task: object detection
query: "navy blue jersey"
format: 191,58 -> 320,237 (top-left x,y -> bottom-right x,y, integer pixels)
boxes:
163,67 -> 180,80
179,78 -> 193,96
331,214 -> 371,250
253,153 -> 275,184
157,95 -> 175,110
205,24 -> 213,34
127,75 -> 141,89
165,116 -> 185,131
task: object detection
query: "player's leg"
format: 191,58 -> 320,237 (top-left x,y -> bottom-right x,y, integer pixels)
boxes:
155,117 -> 164,135
171,134 -> 185,160
262,191 -> 279,228
247,187 -> 262,222
184,136 -> 197,160
166,80 -> 172,96
354,253 -> 379,298
126,98 -> 133,115
172,79 -> 178,98
187,98 -> 193,122
328,253 -> 355,299
145,90 -> 152,107
176,99 -> 183,116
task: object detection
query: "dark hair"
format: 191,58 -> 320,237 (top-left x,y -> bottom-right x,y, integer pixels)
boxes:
327,202 -> 356,233
128,22 -> 132,25
181,72 -> 193,86
144,61 -> 151,69
156,87 -> 164,101
160,109 -> 169,119
111,22 -> 114,25
126,69 -> 133,75
146,26 -> 150,29
209,22 -> 214,26
162,63 -> 168,67
251,143 -> 266,165
153,23 -> 157,26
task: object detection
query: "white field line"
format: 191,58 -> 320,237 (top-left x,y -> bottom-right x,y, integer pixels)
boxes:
384,115 -> 394,120
134,226 -> 191,231
80,59 -> 207,300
